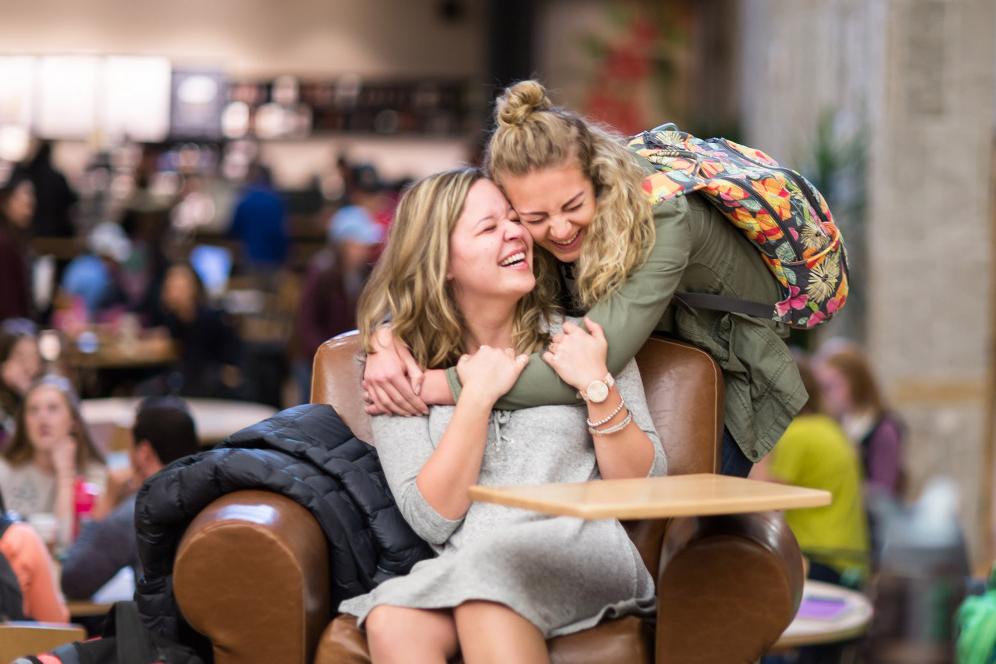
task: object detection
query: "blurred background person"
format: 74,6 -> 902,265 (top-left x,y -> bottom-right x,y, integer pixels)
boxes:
0,319 -> 41,449
815,343 -> 905,501
61,396 -> 199,600
753,353 -> 870,588
59,221 -> 132,323
293,202 -> 383,402
149,262 -> 243,398
0,375 -> 107,549
229,160 -> 288,275
16,139 -> 78,239
0,486 -> 69,623
0,174 -> 36,322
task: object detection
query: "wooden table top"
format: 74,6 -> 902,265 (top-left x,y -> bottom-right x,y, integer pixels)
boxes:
468,473 -> 831,520
64,336 -> 178,369
82,397 -> 278,444
773,580 -> 874,649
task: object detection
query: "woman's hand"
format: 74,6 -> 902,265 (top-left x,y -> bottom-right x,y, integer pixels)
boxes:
542,317 -> 610,392
362,326 -> 428,416
51,436 -> 77,480
456,346 -> 529,407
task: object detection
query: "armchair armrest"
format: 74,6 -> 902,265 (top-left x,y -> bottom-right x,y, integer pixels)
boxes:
173,490 -> 331,664
654,512 -> 804,663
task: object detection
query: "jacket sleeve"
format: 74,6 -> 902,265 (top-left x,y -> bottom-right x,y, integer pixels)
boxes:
371,414 -> 464,546
445,196 -> 692,409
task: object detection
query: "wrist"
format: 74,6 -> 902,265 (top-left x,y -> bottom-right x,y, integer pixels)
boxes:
576,368 -> 613,401
459,384 -> 498,411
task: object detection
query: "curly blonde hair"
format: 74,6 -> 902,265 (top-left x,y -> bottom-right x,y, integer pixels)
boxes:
356,168 -> 554,369
485,80 -> 656,309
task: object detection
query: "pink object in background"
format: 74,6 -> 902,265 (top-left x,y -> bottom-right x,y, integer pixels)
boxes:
73,477 -> 100,540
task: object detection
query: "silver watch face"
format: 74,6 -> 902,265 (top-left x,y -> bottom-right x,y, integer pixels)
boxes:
587,380 -> 609,403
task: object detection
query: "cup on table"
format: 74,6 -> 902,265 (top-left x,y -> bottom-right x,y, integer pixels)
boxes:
27,512 -> 58,551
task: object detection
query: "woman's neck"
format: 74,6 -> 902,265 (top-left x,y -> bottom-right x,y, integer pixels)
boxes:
457,296 -> 517,353
33,449 -> 55,474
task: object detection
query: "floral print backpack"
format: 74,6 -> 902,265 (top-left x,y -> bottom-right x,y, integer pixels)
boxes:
629,123 -> 849,329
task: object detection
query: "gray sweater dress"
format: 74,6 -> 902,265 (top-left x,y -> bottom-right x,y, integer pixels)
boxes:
338,347 -> 668,638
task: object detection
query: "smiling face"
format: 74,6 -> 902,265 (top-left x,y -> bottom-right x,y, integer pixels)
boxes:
500,160 -> 597,264
447,179 -> 535,308
24,384 -> 75,455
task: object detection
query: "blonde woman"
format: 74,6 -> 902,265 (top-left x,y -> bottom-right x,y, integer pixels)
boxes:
341,168 -> 666,663
365,80 -> 805,476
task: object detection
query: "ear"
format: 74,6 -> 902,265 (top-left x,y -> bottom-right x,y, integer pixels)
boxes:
135,440 -> 156,465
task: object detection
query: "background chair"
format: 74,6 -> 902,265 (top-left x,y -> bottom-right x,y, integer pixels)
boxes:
173,333 -> 805,663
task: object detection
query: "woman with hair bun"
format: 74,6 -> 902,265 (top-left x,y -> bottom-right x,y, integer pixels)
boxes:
365,80 -> 805,476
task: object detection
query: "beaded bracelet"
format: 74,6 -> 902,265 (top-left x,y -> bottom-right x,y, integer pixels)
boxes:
585,397 -> 625,428
589,411 -> 633,436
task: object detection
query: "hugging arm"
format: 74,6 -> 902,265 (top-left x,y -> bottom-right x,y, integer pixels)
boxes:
444,196 -> 693,410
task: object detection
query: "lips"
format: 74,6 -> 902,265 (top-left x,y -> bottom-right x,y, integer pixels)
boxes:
547,228 -> 583,254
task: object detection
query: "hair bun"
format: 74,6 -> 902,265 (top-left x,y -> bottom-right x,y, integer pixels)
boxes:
496,80 -> 553,128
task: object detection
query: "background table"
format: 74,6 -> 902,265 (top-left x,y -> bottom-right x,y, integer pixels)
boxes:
772,579 -> 874,649
81,397 -> 278,446
468,473 -> 831,520
63,336 -> 178,370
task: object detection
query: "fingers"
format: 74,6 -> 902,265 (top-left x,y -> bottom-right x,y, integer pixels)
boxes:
516,354 -> 529,365
542,350 -> 558,366
371,383 -> 415,416
561,321 -> 578,335
583,316 -> 605,340
400,353 -> 425,396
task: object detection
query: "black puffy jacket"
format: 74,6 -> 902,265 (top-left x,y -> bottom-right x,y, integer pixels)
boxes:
134,404 -> 433,641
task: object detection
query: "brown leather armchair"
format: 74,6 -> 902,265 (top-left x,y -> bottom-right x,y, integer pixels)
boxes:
173,334 -> 804,663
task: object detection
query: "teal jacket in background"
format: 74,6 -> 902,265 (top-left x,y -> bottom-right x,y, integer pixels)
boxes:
447,154 -> 806,462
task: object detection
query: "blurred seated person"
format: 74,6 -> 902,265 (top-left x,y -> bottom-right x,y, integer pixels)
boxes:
752,354 -> 869,588
229,161 -> 288,273
293,205 -> 383,402
61,396 -> 198,600
148,262 -> 243,398
0,375 -> 107,550
59,222 -> 131,322
815,343 -> 905,501
0,319 -> 42,448
0,487 -> 69,622
0,174 -> 36,321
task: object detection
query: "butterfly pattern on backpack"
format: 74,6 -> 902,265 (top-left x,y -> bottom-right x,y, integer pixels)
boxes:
629,124 -> 849,329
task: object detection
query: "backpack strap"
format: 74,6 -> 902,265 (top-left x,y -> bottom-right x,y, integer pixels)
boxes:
674,292 -> 774,319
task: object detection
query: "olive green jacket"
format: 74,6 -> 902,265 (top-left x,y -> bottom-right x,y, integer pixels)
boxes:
446,159 -> 806,461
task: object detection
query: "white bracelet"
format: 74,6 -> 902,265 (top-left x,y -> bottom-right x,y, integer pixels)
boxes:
589,411 -> 632,436
586,396 -> 625,428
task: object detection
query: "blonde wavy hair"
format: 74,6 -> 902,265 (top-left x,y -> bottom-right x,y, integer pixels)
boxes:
357,168 -> 554,369
485,80 -> 656,309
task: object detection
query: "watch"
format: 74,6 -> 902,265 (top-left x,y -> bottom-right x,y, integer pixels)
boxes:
578,373 -> 615,403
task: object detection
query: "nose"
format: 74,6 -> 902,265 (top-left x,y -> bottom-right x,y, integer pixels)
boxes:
549,216 -> 574,241
502,216 -> 526,241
